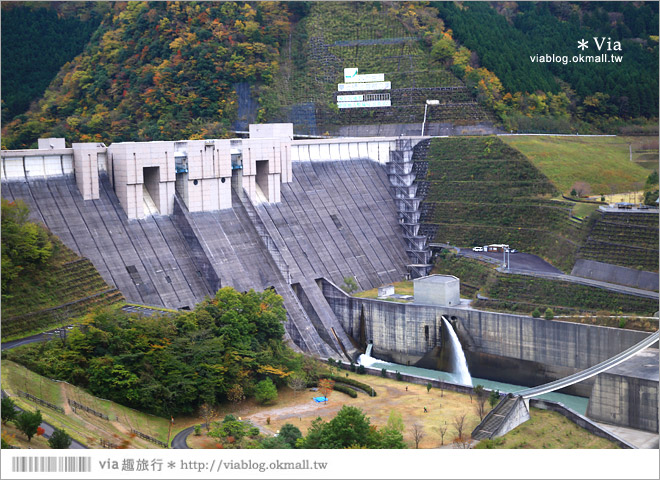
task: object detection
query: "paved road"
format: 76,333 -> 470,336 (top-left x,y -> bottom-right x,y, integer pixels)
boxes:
455,248 -> 657,300
171,425 -> 196,449
458,248 -> 563,275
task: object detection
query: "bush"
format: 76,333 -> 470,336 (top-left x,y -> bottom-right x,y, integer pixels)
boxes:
193,424 -> 201,436
544,308 -> 555,320
48,428 -> 72,449
260,436 -> 290,449
333,384 -> 358,398
1,397 -> 17,425
278,423 -> 302,448
350,362 -> 356,372
356,364 -> 366,374
381,368 -> 387,377
248,427 -> 260,437
531,308 -> 541,318
618,318 -> 627,328
255,378 -> 278,405
396,371 -> 402,381
323,375 -> 376,397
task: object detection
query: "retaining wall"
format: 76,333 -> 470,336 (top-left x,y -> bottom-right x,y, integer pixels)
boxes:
321,279 -> 651,397
572,259 -> 659,292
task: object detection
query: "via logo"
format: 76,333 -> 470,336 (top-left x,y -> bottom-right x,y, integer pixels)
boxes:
579,37 -> 622,51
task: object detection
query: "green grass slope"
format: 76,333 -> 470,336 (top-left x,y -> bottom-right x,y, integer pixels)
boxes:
502,135 -> 656,194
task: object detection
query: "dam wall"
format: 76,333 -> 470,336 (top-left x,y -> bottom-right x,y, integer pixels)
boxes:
320,279 -> 651,396
2,175 -> 211,310
259,160 -> 410,291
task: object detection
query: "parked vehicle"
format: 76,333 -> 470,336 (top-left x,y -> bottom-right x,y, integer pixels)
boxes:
509,249 -> 517,253
472,246 -> 484,252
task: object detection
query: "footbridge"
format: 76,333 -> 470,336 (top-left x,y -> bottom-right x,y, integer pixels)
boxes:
472,330 -> 659,441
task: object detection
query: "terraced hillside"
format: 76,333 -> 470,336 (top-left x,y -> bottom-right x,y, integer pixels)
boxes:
1,238 -> 124,340
420,137 -> 583,272
578,211 -> 659,272
262,2 -> 494,134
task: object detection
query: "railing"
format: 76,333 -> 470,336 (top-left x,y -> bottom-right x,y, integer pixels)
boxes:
99,438 -> 119,449
68,399 -> 109,420
18,391 -> 64,414
130,428 -> 169,448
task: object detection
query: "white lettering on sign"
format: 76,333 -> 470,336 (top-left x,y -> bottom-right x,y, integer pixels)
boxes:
337,100 -> 392,109
348,73 -> 385,83
337,81 -> 391,92
337,94 -> 364,102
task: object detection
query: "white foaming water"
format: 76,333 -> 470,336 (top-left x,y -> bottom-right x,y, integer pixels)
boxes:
365,343 -> 373,356
442,317 -> 472,386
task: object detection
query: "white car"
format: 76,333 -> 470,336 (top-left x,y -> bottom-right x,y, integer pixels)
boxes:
472,246 -> 484,252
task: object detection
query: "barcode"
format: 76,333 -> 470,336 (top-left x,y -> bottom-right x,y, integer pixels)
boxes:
12,456 -> 91,473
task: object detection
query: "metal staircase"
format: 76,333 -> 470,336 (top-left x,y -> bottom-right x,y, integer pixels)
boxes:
387,139 -> 432,278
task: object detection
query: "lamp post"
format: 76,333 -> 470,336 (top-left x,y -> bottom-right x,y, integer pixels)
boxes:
422,99 -> 439,136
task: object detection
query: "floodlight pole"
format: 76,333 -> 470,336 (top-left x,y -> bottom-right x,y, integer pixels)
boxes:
422,99 -> 439,136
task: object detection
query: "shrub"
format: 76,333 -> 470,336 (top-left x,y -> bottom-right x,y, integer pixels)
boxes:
260,436 -> 290,449
1,397 -> 17,425
618,318 -> 627,328
544,308 -> 554,320
381,368 -> 387,377
323,375 -> 376,397
248,427 -> 260,437
255,378 -> 278,405
426,382 -> 432,393
48,428 -> 72,449
333,384 -> 358,398
350,362 -> 356,372
532,308 -> 541,318
193,425 -> 201,436
278,423 -> 302,448
356,364 -> 366,374
396,371 -> 402,381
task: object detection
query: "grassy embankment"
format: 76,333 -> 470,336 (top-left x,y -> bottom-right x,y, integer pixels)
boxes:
1,360 -> 182,448
475,407 -> 617,449
501,135 -> 656,195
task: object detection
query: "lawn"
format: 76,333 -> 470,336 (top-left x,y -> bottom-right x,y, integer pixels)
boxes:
475,407 -> 618,449
502,135 -> 654,195
353,280 -> 414,301
190,373 -> 484,449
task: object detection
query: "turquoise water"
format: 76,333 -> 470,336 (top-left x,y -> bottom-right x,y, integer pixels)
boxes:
359,355 -> 589,414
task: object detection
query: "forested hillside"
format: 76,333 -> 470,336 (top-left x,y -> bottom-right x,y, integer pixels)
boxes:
1,1 -> 657,147
1,3 -> 104,123
432,1 -> 659,132
2,1 -> 292,148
